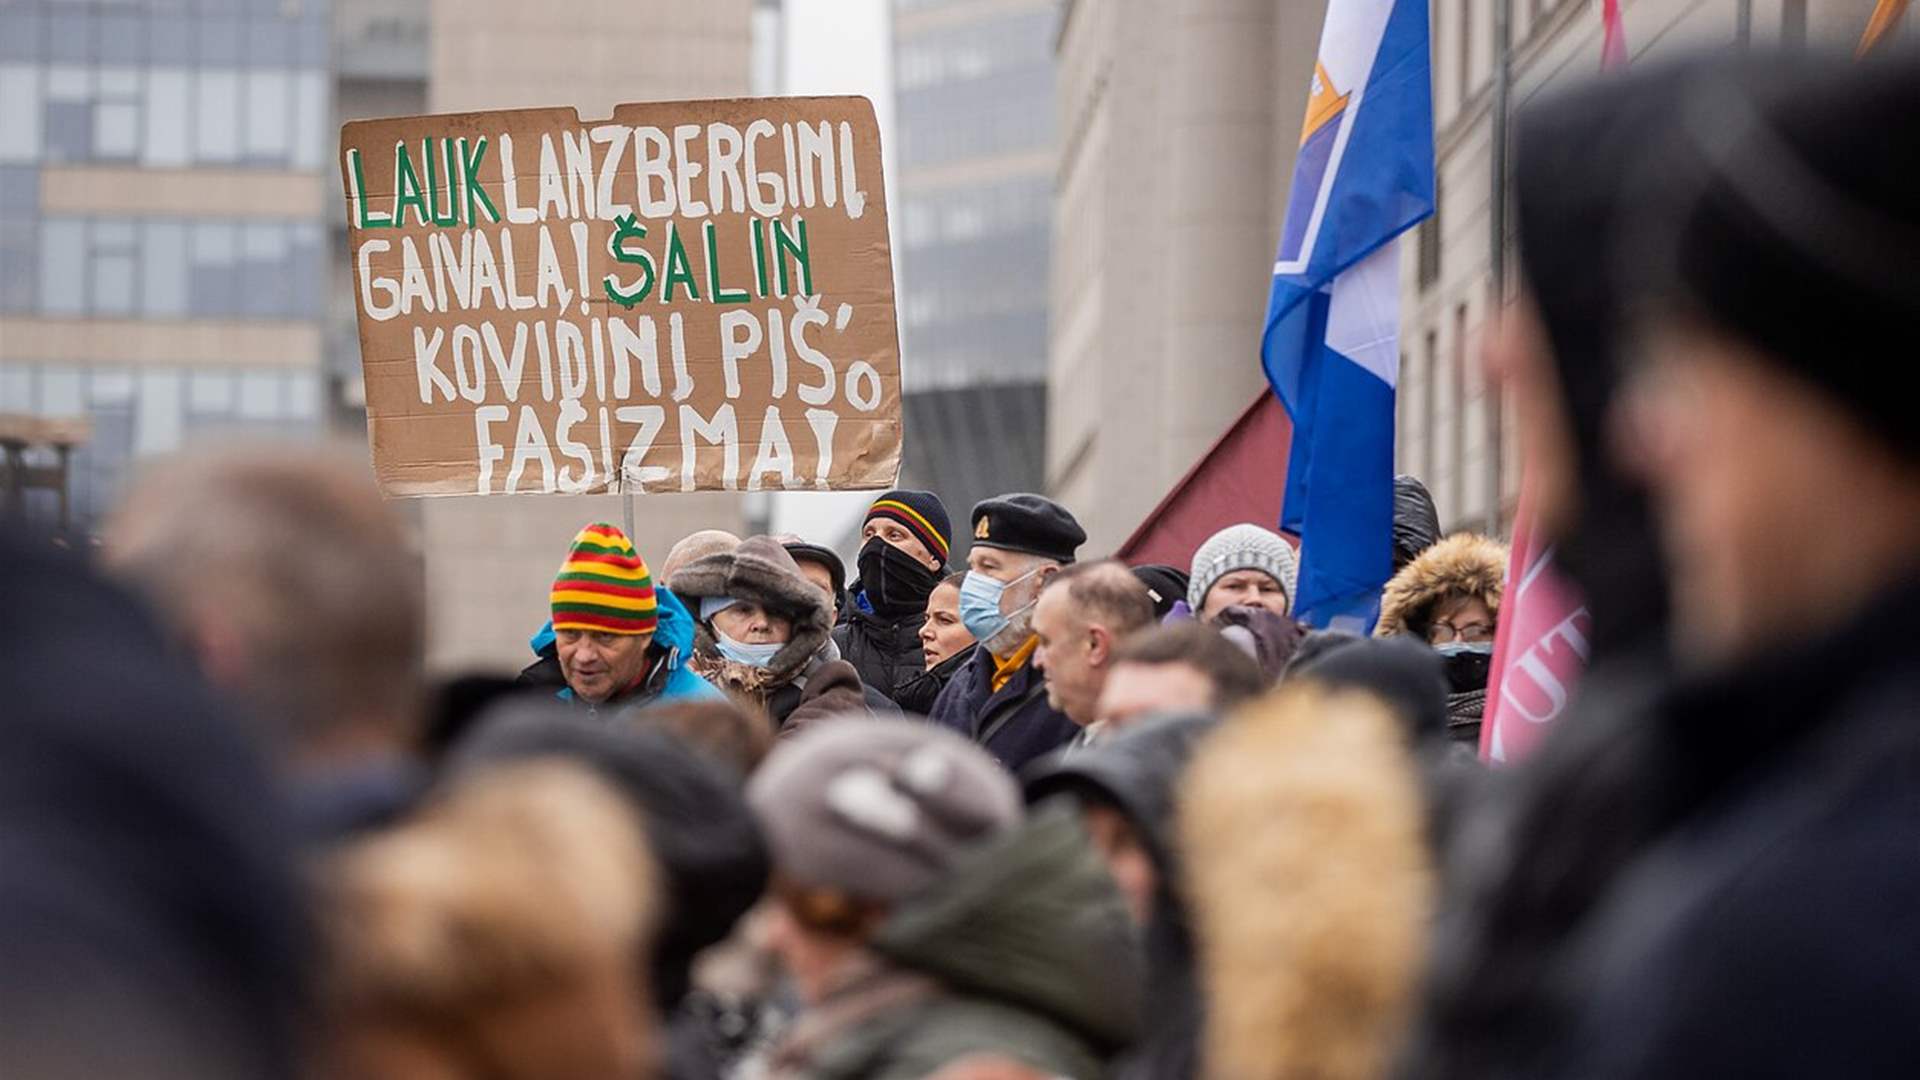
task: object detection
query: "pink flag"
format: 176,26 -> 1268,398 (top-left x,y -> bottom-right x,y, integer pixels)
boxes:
1601,0 -> 1629,70
1480,481 -> 1593,764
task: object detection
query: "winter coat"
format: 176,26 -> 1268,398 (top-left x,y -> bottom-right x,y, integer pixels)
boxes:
671,537 -> 890,734
1376,533 -> 1509,641
1210,604 -> 1305,682
765,805 -> 1141,1080
1181,682 -> 1433,1080
1,528 -> 310,1080
927,642 -> 1080,773
1400,582 -> 1920,1080
518,587 -> 724,714
1026,715 -> 1221,1080
1393,475 -> 1442,571
831,601 -> 927,706
892,644 -> 976,717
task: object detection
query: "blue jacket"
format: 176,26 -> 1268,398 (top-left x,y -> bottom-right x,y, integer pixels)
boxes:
522,587 -> 722,710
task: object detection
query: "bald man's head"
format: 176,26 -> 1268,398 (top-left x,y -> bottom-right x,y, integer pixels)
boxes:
1031,560 -> 1156,726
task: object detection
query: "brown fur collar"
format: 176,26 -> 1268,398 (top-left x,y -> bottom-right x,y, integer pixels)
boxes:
1375,533 -> 1509,639
667,535 -> 834,677
1179,685 -> 1433,1080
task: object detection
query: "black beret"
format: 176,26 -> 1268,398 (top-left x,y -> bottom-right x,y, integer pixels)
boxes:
969,493 -> 1086,564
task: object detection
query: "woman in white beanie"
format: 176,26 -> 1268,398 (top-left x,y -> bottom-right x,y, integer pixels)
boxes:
1186,524 -> 1300,622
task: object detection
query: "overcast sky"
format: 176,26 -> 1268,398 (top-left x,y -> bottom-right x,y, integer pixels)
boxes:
765,0 -> 899,555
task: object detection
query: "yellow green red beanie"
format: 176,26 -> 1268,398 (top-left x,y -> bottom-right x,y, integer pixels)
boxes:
551,523 -> 658,635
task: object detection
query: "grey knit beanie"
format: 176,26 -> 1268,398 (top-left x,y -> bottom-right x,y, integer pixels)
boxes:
1187,523 -> 1299,615
746,719 -> 1021,904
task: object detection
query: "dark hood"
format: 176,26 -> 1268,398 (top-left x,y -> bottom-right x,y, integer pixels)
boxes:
1393,475 -> 1442,571
1291,635 -> 1449,743
873,804 -> 1142,1051
1023,713 -> 1220,881
1513,61 -> 1697,662
445,703 -> 769,1009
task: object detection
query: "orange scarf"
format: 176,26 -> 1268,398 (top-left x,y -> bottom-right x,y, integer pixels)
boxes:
990,636 -> 1039,694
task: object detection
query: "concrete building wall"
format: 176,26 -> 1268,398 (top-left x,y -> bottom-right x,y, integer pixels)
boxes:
1402,0 -> 1902,534
414,0 -> 752,671
1048,0 -> 1318,555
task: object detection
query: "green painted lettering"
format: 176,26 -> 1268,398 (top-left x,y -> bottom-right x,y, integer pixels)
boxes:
661,221 -> 701,303
773,216 -> 812,296
461,137 -> 501,224
348,148 -> 393,229
393,141 -> 430,227
704,220 -> 750,304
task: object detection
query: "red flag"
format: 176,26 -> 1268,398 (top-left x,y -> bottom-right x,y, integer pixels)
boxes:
1601,0 -> 1629,70
1480,478 -> 1593,764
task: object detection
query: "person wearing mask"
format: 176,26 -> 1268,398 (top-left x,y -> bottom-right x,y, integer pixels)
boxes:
1374,533 -> 1508,748
782,537 -> 848,626
530,524 -> 722,717
894,571 -> 976,716
1030,560 -> 1157,747
1093,622 -> 1269,733
670,535 -> 883,734
835,491 -> 954,705
1405,53 -> 1920,1080
101,441 -> 429,839
746,720 -> 1140,1079
1027,715 -> 1220,1080
928,494 -> 1088,771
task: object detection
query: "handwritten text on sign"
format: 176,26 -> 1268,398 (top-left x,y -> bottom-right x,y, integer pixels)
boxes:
340,96 -> 901,497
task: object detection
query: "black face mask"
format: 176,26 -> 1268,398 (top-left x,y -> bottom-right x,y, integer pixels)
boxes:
1439,647 -> 1494,695
857,536 -> 941,618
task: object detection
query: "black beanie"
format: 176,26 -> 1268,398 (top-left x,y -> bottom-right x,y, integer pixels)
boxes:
865,490 -> 952,566
1630,50 -> 1920,462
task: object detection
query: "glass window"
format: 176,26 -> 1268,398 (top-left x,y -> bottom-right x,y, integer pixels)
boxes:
141,220 -> 189,316
287,220 -> 322,317
95,100 -> 141,159
90,369 -> 135,406
42,100 -> 91,163
0,10 -> 42,63
47,10 -> 91,64
189,220 -> 238,315
285,371 -> 320,420
291,70 -> 326,170
40,218 -> 85,315
0,66 -> 41,162
151,16 -> 194,64
90,220 -> 138,315
144,70 -> 191,166
241,221 -> 289,316
0,365 -> 32,411
238,370 -> 282,419
241,69 -> 290,161
41,369 -> 84,416
0,164 -> 36,210
245,15 -> 294,67
189,370 -> 235,414
200,16 -> 244,66
195,69 -> 240,162
99,11 -> 146,64
0,216 -> 34,312
135,370 -> 185,456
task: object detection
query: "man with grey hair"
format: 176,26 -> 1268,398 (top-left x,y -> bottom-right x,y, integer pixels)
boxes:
102,441 -> 425,837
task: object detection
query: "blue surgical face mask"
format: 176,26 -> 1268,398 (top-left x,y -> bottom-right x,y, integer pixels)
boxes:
959,570 -> 1010,643
1432,640 -> 1495,658
714,628 -> 784,668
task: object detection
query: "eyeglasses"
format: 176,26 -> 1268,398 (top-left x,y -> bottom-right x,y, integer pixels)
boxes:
1428,620 -> 1493,644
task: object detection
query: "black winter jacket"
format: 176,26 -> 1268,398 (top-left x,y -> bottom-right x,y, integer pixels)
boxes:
832,603 -> 928,707
1401,581 -> 1920,1079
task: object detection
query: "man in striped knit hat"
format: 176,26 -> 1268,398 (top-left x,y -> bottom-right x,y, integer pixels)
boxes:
548,523 -> 721,712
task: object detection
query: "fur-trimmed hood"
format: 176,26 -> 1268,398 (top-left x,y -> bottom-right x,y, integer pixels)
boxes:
1178,685 -> 1433,1080
667,535 -> 835,680
1375,533 -> 1509,640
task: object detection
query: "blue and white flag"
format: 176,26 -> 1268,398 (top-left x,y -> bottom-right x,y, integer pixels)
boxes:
1261,0 -> 1434,631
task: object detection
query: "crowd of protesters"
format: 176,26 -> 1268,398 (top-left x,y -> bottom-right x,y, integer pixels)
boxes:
4,48 -> 1919,1080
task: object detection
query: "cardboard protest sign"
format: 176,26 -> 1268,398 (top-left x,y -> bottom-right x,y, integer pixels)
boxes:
340,96 -> 901,497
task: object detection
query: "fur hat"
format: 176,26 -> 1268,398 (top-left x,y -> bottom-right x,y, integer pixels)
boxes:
667,535 -> 835,678
1374,533 -> 1509,640
1188,524 -> 1300,615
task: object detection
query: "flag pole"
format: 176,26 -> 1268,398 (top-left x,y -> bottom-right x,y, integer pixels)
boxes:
1485,0 -> 1512,536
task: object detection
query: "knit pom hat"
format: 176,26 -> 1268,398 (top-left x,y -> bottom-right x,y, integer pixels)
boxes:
1188,523 -> 1300,616
865,490 -> 952,565
551,523 -> 658,636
